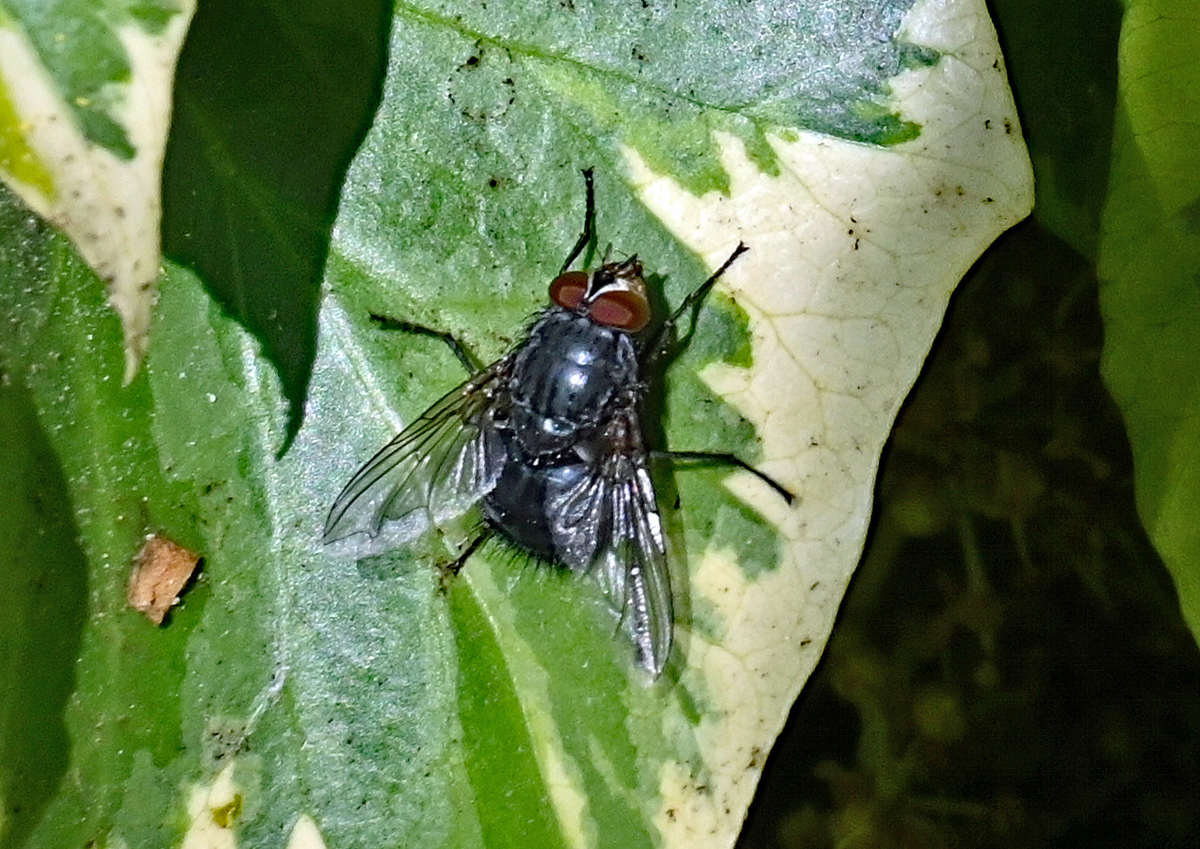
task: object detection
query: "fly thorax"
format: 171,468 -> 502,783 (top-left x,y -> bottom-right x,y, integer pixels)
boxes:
508,310 -> 639,457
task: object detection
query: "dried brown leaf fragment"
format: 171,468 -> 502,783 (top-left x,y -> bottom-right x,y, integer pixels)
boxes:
128,535 -> 201,625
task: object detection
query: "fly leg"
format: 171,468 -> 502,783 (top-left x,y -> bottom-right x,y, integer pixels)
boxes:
652,449 -> 794,505
644,242 -> 749,365
559,168 -> 596,274
368,314 -> 483,375
640,245 -> 790,503
437,531 -> 491,593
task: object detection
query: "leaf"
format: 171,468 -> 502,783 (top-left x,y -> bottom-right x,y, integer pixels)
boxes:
303,0 -> 1031,844
1098,0 -> 1200,645
987,0 -> 1122,259
160,0 -> 390,446
0,0 -> 196,380
0,0 -> 1031,847
0,196 -> 205,848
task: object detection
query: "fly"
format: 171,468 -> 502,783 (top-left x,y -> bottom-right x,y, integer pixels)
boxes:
324,170 -> 793,677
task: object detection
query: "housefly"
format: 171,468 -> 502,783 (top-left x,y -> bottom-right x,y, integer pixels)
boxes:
324,170 -> 792,677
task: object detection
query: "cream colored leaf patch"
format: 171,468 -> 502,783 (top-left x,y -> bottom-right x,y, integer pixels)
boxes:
621,0 -> 1032,845
181,763 -> 241,849
0,3 -> 195,381
286,815 -> 329,849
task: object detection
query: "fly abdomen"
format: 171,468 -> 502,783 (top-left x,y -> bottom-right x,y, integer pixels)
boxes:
481,457 -> 588,563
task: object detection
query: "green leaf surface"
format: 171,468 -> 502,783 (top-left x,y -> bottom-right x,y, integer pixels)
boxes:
1098,0 -> 1200,643
0,196 -> 200,848
0,0 -> 1031,846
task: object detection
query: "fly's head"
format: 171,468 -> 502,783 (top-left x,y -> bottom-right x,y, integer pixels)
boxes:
548,256 -> 651,333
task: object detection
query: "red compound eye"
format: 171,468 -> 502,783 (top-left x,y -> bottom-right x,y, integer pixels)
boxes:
549,271 -> 588,310
589,289 -> 650,331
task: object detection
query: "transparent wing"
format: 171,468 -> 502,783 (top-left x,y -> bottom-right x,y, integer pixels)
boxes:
323,361 -> 511,550
546,407 -> 672,676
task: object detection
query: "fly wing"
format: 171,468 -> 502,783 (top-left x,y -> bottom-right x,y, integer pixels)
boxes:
323,360 -> 511,551
546,406 -> 672,676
